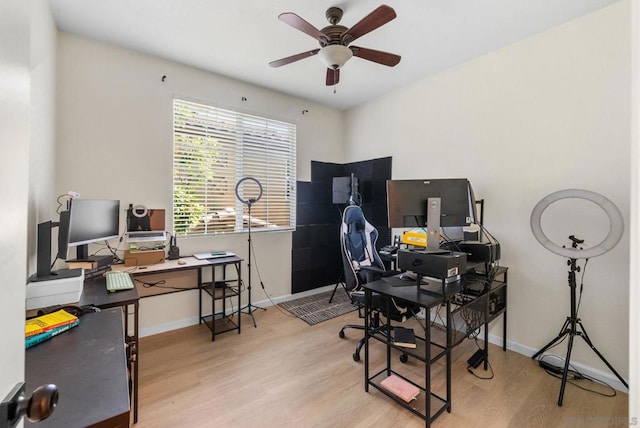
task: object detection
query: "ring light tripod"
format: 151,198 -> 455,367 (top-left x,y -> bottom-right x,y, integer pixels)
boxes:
529,189 -> 627,406
235,177 -> 266,327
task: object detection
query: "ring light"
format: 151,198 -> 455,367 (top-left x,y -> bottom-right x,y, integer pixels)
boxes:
530,189 -> 624,259
131,205 -> 148,218
235,177 -> 263,205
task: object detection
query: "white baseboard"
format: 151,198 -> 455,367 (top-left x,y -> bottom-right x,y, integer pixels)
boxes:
489,332 -> 628,393
138,284 -> 337,338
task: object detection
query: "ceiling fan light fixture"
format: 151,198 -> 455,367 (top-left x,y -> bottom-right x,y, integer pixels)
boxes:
318,45 -> 353,69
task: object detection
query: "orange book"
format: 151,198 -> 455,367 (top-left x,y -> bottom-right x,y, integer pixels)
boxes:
380,374 -> 421,402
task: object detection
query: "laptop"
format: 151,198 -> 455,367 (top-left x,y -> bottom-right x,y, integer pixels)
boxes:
193,251 -> 235,260
127,208 -> 167,242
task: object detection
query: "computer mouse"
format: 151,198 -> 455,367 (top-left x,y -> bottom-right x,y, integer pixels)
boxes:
177,260 -> 187,265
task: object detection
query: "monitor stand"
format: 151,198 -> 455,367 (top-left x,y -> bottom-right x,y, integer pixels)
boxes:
29,268 -> 83,283
426,197 -> 441,252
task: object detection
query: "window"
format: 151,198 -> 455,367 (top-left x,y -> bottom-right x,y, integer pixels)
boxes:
173,99 -> 296,236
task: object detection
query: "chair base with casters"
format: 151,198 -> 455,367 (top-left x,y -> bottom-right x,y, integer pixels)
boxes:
339,310 -> 412,362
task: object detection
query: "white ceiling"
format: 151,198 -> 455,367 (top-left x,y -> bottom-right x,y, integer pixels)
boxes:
49,0 -> 621,110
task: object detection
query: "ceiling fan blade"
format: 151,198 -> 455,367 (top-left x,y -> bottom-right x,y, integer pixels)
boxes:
278,12 -> 326,42
350,46 -> 401,67
326,68 -> 340,86
341,5 -> 397,44
269,49 -> 320,68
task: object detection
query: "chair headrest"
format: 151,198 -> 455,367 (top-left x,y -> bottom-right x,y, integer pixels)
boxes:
344,206 -> 367,231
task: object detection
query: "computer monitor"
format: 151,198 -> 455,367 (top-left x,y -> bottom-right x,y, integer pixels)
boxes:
386,178 -> 477,229
58,199 -> 120,260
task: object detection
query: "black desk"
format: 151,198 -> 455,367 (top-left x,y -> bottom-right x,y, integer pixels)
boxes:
362,275 -> 463,427
362,270 -> 508,427
25,309 -> 130,427
81,279 -> 139,424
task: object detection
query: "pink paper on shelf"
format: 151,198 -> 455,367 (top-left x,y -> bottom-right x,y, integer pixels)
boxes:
380,374 -> 420,402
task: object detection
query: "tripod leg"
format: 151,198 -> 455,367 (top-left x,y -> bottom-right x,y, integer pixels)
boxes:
531,318 -> 571,360
558,329 -> 576,406
329,272 -> 347,303
576,320 -> 628,388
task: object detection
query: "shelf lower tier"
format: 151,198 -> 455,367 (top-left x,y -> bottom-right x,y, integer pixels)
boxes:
201,282 -> 240,300
200,313 -> 240,336
368,369 -> 449,423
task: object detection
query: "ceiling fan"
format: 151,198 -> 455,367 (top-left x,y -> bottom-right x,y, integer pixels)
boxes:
269,5 -> 401,86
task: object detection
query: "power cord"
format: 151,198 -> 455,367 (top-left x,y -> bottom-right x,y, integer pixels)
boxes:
247,233 -> 297,318
466,338 -> 494,380
535,354 -> 617,398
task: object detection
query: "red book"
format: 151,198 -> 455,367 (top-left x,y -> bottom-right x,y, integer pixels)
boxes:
380,374 -> 421,402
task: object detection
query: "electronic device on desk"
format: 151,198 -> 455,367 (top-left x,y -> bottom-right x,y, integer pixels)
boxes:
167,235 -> 180,260
457,241 -> 501,263
193,251 -> 236,260
31,198 -> 120,283
105,271 -> 135,292
397,249 -> 467,281
126,205 -> 167,242
379,245 -> 398,256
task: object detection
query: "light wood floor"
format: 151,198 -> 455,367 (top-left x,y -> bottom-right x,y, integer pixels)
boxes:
135,306 -> 628,427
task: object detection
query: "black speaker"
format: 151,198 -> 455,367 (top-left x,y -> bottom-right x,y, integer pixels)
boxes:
168,236 -> 180,260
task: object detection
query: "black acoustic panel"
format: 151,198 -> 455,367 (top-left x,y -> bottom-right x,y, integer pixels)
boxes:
376,226 -> 392,248
347,161 -> 374,181
360,203 -> 375,222
297,181 -> 313,204
292,225 -> 310,249
309,224 -> 335,247
311,181 -> 332,204
372,180 -> 388,205
292,269 -> 312,294
296,204 -> 315,226
373,157 -> 392,181
371,203 -> 389,229
292,248 -> 313,271
293,157 -> 393,295
355,180 -> 371,204
311,161 -> 344,183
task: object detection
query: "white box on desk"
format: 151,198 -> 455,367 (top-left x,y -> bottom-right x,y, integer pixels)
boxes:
26,270 -> 85,310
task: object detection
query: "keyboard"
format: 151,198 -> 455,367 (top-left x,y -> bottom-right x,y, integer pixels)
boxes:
105,271 -> 135,292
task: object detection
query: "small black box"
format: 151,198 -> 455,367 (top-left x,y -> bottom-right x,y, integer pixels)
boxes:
397,249 -> 467,279
467,349 -> 485,368
458,241 -> 501,263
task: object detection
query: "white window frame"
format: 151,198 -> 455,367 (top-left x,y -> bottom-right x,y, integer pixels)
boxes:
173,98 -> 296,236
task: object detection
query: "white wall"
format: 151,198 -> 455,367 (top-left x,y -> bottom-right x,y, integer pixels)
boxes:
0,0 -> 57,411
630,0 -> 639,417
55,34 -> 345,334
346,2 -> 630,382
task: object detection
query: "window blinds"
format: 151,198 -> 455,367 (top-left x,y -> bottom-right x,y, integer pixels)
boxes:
173,99 -> 296,235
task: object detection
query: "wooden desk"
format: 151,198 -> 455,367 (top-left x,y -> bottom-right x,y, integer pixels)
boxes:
111,258 -> 210,298
25,309 -> 130,428
197,255 -> 243,341
80,279 -> 139,424
113,256 -> 244,341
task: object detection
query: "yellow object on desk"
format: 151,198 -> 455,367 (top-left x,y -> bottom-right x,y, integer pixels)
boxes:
401,230 -> 428,247
25,309 -> 78,338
